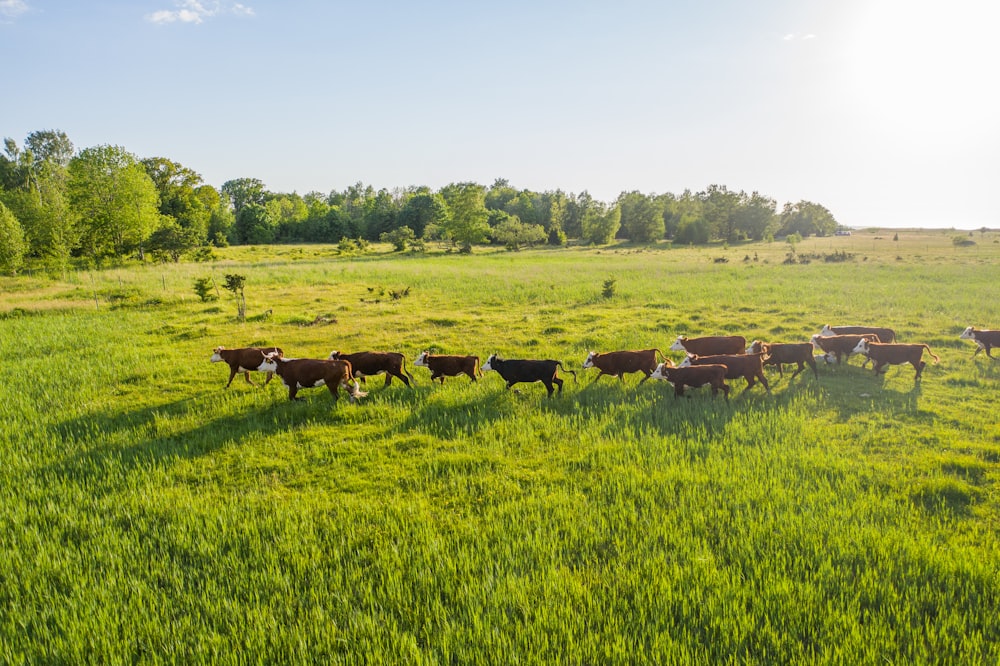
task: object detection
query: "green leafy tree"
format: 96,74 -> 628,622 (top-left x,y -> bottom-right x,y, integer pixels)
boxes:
491,215 -> 546,250
398,191 -> 448,238
147,219 -> 201,262
380,225 -> 416,251
778,201 -> 838,237
220,178 -> 266,217
440,182 -> 490,252
223,273 -> 247,321
581,202 -> 621,245
68,145 -> 160,259
618,191 -> 665,242
0,201 -> 27,274
700,184 -> 741,242
142,158 -> 212,243
233,203 -> 276,244
733,192 -> 777,241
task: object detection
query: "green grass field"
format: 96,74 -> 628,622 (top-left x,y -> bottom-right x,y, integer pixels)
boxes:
1,230 -> 998,663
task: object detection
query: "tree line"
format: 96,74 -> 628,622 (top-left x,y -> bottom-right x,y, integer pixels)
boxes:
0,129 -> 841,274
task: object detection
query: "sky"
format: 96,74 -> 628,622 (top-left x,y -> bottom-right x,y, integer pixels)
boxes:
2,0 -> 998,229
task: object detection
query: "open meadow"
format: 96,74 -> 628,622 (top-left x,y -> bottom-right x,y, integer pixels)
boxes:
1,229 -> 998,663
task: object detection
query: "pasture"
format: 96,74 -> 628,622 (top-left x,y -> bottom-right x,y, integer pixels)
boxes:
1,229 -> 998,663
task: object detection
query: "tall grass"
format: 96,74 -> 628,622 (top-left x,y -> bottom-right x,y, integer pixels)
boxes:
0,231 -> 998,663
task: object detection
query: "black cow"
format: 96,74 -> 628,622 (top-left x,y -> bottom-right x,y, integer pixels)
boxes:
482,353 -> 577,397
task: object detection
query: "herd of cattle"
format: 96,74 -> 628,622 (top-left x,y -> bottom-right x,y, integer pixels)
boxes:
208,326 -> 1000,403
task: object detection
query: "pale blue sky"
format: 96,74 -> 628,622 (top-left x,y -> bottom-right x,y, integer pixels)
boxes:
3,0 -> 997,228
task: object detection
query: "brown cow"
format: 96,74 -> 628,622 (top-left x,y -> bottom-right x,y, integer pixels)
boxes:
210,346 -> 283,388
413,351 -> 481,383
670,335 -> 746,356
747,340 -> 818,379
258,354 -> 367,402
678,353 -> 769,392
581,349 -> 666,384
328,351 -> 414,388
959,327 -> 1000,358
820,324 -> 896,343
852,340 -> 940,380
811,333 -> 877,366
650,362 -> 729,399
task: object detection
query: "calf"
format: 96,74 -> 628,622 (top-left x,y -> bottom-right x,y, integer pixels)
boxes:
670,335 -> 746,356
581,349 -> 666,384
328,351 -> 414,388
650,362 -> 729,399
747,340 -> 817,379
810,333 -> 877,366
258,354 -> 367,402
959,326 -> 1000,358
210,346 -> 283,388
852,339 -> 940,380
413,351 -> 481,383
678,353 -> 769,392
820,325 -> 896,343
482,354 -> 577,397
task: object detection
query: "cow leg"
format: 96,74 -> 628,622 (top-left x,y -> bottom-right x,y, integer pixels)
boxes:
326,383 -> 340,401
986,345 -> 995,359
590,371 -> 607,384
465,370 -> 476,382
617,373 -> 625,383
720,382 -> 730,400
807,357 -> 818,379
759,373 -> 770,392
263,372 -> 274,386
224,367 -> 239,388
638,371 -> 652,385
674,384 -> 685,398
288,386 -> 299,401
384,373 -> 392,387
553,377 -> 564,395
789,363 -> 803,379
915,360 -> 926,380
394,372 -> 412,388
242,371 -> 258,387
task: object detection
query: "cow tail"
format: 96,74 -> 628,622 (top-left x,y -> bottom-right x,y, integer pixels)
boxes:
653,348 -> 667,363
475,357 -> 484,378
401,356 -> 415,382
924,345 -> 940,363
557,362 -> 578,383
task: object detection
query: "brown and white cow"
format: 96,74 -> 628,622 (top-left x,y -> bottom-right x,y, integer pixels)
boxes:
258,354 -> 367,402
328,351 -> 414,388
581,349 -> 666,384
650,362 -> 729,399
678,353 -> 769,392
210,346 -> 283,388
413,351 -> 481,383
959,327 -> 1000,358
747,340 -> 818,379
670,335 -> 746,356
820,324 -> 896,343
810,333 -> 877,366
852,339 -> 940,380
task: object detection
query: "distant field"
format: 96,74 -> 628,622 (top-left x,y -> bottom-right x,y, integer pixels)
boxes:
1,229 -> 998,663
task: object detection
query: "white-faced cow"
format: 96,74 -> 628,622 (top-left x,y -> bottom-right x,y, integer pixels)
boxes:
258,353 -> 367,403
746,340 -> 817,379
820,325 -> 896,343
670,335 -> 746,357
810,333 -> 877,366
650,362 -> 730,399
959,327 -> 1000,358
482,354 -> 577,397
852,339 -> 940,381
678,353 -> 769,392
328,351 -> 414,388
581,349 -> 666,384
210,346 -> 283,388
413,351 -> 481,383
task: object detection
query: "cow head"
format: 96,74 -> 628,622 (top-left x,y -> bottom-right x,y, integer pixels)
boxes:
482,354 -> 499,372
852,339 -> 872,355
257,351 -> 281,373
677,355 -> 694,368
582,351 -> 598,368
210,346 -> 225,362
810,334 -> 824,351
650,363 -> 671,381
746,340 -> 765,354
959,326 -> 976,340
328,350 -> 342,360
668,336 -> 688,352
819,325 -> 836,337
413,351 -> 430,367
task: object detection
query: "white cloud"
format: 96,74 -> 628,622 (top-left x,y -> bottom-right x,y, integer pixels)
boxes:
782,32 -> 818,42
0,0 -> 29,19
146,1 -> 254,25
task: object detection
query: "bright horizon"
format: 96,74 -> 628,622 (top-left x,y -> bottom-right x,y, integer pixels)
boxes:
3,0 -> 998,229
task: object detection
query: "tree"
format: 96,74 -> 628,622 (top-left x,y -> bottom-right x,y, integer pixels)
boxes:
0,201 -> 27,275
440,182 -> 490,252
581,202 -> 621,245
142,157 -> 212,243
491,215 -> 546,250
778,201 -> 838,237
233,203 -> 276,244
397,191 -> 448,238
67,145 -> 160,259
700,185 -> 741,242
220,178 -> 266,217
380,226 -> 416,251
223,273 -> 247,321
147,219 -> 201,262
733,192 -> 777,241
618,191 -> 665,242
25,130 -> 74,167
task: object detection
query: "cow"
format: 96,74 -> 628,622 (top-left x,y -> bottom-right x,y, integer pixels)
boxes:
669,335 -> 746,357
328,351 -> 414,388
258,353 -> 367,403
581,349 -> 666,384
678,353 -> 770,392
413,351 -> 481,383
820,325 -> 896,343
746,340 -> 818,379
210,346 -> 283,388
650,362 -> 730,399
959,327 -> 1000,358
482,354 -> 577,397
810,333 -> 877,366
852,339 -> 940,380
